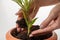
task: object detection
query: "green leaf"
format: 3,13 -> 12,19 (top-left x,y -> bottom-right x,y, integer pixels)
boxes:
29,18 -> 37,27
12,0 -> 25,11
23,0 -> 30,12
28,18 -> 37,35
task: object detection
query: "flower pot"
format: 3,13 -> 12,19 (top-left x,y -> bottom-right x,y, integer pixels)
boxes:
6,27 -> 57,40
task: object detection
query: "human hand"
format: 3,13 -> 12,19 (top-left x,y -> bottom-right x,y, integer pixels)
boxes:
29,4 -> 60,37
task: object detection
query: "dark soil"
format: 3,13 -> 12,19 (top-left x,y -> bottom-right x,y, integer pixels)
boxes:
16,18 -> 27,29
11,18 -> 52,40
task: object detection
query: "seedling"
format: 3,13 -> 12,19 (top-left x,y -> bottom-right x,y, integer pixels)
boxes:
12,0 -> 37,35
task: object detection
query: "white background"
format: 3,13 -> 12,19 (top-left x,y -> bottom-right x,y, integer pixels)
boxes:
0,0 -> 60,40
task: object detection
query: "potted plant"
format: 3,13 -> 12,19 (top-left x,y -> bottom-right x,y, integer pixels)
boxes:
6,0 -> 57,40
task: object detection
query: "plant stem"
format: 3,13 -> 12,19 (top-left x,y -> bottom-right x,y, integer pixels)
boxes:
22,11 -> 29,27
22,11 -> 30,36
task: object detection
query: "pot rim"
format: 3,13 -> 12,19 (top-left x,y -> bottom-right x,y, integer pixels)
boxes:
6,27 -> 57,40
6,28 -> 20,40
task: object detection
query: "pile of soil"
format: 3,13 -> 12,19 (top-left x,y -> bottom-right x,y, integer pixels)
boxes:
11,18 -> 52,40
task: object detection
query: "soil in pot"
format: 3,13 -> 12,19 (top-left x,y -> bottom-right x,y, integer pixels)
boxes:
11,18 -> 52,40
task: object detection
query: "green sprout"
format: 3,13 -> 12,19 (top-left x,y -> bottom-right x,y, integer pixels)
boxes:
12,0 -> 37,35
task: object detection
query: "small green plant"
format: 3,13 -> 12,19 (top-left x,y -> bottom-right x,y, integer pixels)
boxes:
12,0 -> 37,35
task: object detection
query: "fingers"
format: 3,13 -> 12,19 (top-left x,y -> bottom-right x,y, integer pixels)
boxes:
40,7 -> 58,29
40,16 -> 54,29
29,6 -> 39,20
16,23 -> 25,32
29,21 -> 54,37
43,17 -> 59,33
16,9 -> 23,18
55,14 -> 60,29
17,27 -> 21,32
16,23 -> 21,32
48,20 -> 54,26
16,9 -> 24,32
17,17 -> 22,20
28,0 -> 40,20
30,16 -> 60,37
29,21 -> 57,37
40,20 -> 54,29
41,16 -> 59,35
29,29 -> 45,37
40,4 -> 60,29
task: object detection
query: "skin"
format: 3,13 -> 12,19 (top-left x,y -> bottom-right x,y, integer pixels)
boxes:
16,0 -> 60,37
29,3 -> 60,37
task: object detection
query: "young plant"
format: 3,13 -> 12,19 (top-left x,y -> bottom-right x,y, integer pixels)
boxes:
12,0 -> 37,35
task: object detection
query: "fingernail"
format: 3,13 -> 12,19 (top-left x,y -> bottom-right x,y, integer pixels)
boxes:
29,34 -> 33,37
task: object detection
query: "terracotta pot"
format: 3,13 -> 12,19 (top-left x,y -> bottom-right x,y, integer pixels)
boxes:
6,28 -> 57,40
